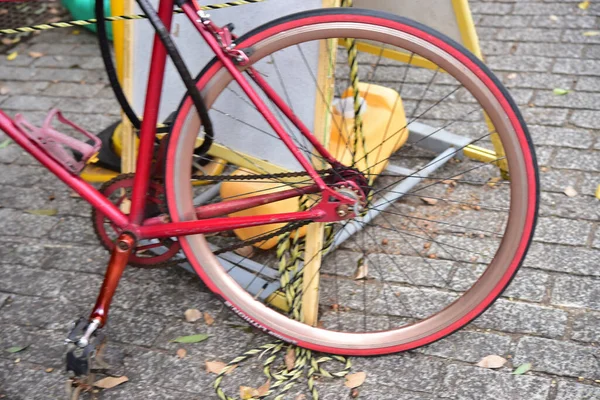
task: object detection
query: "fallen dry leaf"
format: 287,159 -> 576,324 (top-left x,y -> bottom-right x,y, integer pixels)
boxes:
295,395 -> 307,400
0,8 -> 7,15
206,360 -> 237,375
176,348 -> 187,359
240,381 -> 270,400
235,245 -> 255,258
351,387 -> 360,398
0,87 -> 9,95
564,186 -> 578,197
203,312 -> 214,326
578,1 -> 590,10
28,52 -> 44,59
257,380 -> 270,397
345,372 -> 366,389
507,73 -> 518,80
353,259 -> 368,280
285,348 -> 296,371
549,15 -> 559,21
45,368 -> 54,373
583,31 -> 600,36
476,355 -> 507,369
381,238 -> 389,245
93,376 -> 129,389
6,52 -> 18,61
184,308 -> 202,322
421,197 -> 438,206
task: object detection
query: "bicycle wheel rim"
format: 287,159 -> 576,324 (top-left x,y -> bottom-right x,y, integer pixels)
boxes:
165,9 -> 538,355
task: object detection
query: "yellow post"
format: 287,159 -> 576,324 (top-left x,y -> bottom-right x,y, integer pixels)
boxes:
302,0 -> 340,326
112,0 -> 137,174
452,0 -> 509,177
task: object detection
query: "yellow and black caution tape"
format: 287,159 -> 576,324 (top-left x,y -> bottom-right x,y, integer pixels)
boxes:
0,0 -> 266,35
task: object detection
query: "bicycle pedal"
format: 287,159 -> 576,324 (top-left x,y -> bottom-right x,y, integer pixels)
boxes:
14,109 -> 102,174
65,318 -> 107,376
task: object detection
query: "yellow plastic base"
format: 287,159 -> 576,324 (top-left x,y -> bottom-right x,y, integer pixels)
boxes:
221,83 -> 409,250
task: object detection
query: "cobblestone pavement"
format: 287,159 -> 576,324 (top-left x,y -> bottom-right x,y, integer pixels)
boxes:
1,0 -> 599,399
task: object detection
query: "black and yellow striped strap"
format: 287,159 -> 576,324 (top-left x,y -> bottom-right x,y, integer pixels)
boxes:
0,0 -> 266,35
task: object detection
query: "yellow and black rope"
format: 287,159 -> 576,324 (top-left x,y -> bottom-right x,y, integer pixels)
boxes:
0,0 -> 266,35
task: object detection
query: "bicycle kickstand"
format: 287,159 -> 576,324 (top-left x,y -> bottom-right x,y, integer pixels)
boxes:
64,233 -> 136,398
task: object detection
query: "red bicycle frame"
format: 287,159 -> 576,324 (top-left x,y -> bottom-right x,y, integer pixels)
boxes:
0,0 -> 355,244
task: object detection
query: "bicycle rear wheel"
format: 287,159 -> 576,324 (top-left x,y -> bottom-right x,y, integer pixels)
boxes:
164,8 -> 539,355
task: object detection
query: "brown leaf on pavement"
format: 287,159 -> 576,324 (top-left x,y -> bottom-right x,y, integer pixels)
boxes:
285,348 -> 296,370
476,355 -> 507,369
345,372 -> 366,388
203,312 -> 214,326
184,308 -> 202,322
93,376 -> 129,389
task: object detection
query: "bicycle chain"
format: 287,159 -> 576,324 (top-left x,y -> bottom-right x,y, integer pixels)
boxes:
191,168 -> 333,182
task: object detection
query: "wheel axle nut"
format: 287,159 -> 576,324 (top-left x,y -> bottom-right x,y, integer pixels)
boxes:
336,204 -> 350,218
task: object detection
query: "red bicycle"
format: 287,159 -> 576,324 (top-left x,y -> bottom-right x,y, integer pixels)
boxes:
0,0 -> 538,381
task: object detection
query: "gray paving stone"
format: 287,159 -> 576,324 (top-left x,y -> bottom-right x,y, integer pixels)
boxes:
419,331 -> 512,363
553,148 -> 600,172
540,192 -> 600,221
504,72 -> 574,90
528,125 -> 594,149
1,362 -> 66,400
571,110 -> 600,129
514,336 -> 600,379
554,59 -> 600,76
33,55 -> 104,69
0,81 -> 50,96
471,3 -> 514,15
100,384 -> 200,400
531,15 -> 597,29
0,264 -> 72,297
552,275 -> 600,310
0,358 -> 14,387
0,293 -> 9,310
0,95 -> 57,111
525,242 -> 600,276
0,241 -> 49,268
539,168 -> 583,193
350,353 -> 445,394
439,364 -> 551,400
584,44 -> 600,59
479,15 -> 531,28
576,76 -> 600,92
534,217 -> 593,245
522,107 -> 569,126
581,172 -> 600,196
503,268 -> 550,302
497,28 -> 562,42
571,311 -> 600,343
43,82 -> 105,98
556,381 -> 600,400
562,29 -> 600,44
486,55 -> 553,72
47,216 -> 98,243
535,90 -> 600,110
0,295 -> 82,330
534,146 -> 555,166
514,42 -> 584,58
513,2 -> 578,16
474,299 -> 568,338
108,308 -> 171,347
41,244 -> 108,274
